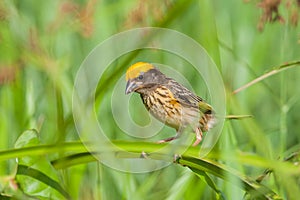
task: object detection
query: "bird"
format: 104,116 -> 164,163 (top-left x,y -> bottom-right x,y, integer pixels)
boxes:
125,62 -> 216,146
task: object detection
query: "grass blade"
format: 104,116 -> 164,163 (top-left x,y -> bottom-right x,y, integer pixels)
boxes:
233,61 -> 300,94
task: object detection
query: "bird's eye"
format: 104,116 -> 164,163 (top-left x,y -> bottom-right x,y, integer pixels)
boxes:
138,74 -> 144,80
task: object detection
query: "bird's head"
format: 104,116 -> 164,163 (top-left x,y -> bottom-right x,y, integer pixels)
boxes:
125,62 -> 165,94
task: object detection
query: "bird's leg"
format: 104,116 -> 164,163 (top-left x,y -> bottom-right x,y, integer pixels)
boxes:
157,136 -> 178,144
157,131 -> 181,144
193,127 -> 203,146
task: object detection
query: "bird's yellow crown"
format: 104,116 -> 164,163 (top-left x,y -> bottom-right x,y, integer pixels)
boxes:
126,62 -> 154,81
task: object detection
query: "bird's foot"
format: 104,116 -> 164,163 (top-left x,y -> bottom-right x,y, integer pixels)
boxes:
173,154 -> 182,163
140,151 -> 150,159
157,136 -> 178,144
192,128 -> 203,146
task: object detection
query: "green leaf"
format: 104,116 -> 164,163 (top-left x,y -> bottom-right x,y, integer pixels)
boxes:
17,165 -> 69,199
190,168 -> 225,200
0,139 -> 292,199
14,130 -> 70,199
178,156 -> 283,200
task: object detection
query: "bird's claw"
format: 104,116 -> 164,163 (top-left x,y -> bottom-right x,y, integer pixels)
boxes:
140,151 -> 150,159
173,154 -> 182,163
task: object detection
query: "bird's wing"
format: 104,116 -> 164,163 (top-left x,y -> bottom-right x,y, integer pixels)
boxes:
164,78 -> 216,131
166,79 -> 202,106
166,79 -> 213,114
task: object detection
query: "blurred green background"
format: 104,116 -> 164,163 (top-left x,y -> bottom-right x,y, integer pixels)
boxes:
0,0 -> 300,199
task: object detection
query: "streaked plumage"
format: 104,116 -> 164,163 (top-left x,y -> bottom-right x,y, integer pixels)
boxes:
125,62 -> 216,146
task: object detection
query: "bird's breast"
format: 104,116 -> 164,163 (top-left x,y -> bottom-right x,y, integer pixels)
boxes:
140,86 -> 200,130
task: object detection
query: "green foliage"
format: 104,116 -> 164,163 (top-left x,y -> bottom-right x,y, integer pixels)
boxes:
15,130 -> 69,199
0,0 -> 300,199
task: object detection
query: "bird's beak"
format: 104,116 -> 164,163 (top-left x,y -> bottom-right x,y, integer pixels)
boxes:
125,80 -> 137,94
